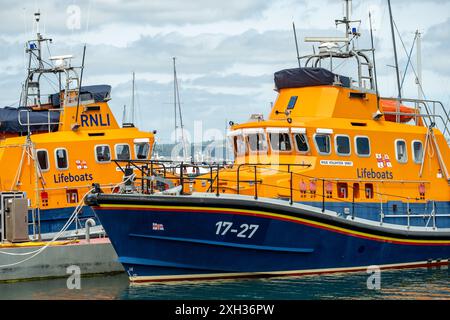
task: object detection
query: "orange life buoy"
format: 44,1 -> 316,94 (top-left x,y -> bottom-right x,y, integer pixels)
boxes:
380,100 -> 416,123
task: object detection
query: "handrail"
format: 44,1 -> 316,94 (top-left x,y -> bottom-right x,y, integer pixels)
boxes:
113,159 -> 432,201
303,50 -> 375,90
380,97 -> 450,139
18,108 -> 63,134
112,159 -> 449,229
236,163 -> 311,195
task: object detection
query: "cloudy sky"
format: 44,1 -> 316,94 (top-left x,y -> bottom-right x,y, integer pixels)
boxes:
1,0 -> 449,144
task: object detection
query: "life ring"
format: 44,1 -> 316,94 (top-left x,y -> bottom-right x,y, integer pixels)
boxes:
380,100 -> 416,123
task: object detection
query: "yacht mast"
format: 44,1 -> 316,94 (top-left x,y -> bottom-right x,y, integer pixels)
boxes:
173,57 -> 187,159
292,22 -> 301,68
173,58 -> 178,144
387,0 -> 402,106
132,72 -> 136,124
369,12 -> 380,111
416,30 -> 423,101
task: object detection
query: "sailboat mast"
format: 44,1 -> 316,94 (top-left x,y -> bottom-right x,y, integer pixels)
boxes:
131,71 -> 135,125
173,57 -> 187,158
387,0 -> 402,104
173,57 -> 178,144
292,22 -> 301,68
416,30 -> 423,101
369,12 -> 380,111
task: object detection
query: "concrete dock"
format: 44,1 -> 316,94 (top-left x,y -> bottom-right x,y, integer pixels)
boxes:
0,238 -> 124,282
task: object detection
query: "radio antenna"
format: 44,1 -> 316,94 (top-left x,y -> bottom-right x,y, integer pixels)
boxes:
369,12 -> 380,111
292,22 -> 301,68
74,44 -> 86,127
122,105 -> 127,126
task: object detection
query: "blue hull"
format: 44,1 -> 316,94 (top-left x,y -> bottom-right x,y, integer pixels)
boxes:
87,194 -> 450,282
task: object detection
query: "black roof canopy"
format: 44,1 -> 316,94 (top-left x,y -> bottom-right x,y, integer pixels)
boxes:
49,85 -> 112,107
0,107 -> 60,134
274,67 -> 351,90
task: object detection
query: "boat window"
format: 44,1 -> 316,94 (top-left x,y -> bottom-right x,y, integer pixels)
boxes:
355,136 -> 371,157
335,135 -> 351,156
55,148 -> 68,170
247,133 -> 267,153
365,183 -> 374,199
314,134 -> 331,155
135,142 -> 150,160
37,150 -> 49,172
294,134 -> 309,153
95,145 -> 111,163
353,183 -> 360,199
287,96 -> 298,110
395,140 -> 408,163
412,141 -> 423,164
234,135 -> 246,156
269,133 -> 292,152
115,144 -> 131,160
337,183 -> 348,198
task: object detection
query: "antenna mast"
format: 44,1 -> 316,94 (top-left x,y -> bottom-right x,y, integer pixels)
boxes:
387,0 -> 402,103
22,11 -> 53,108
35,11 -> 44,70
74,44 -> 86,126
122,105 -> 127,126
335,0 -> 352,51
292,22 -> 301,68
344,0 -> 350,51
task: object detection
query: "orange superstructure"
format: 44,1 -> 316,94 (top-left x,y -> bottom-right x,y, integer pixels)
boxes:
0,14 -> 155,241
187,18 -> 450,227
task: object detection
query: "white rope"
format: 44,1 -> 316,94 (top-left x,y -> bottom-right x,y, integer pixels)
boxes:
0,187 -> 93,266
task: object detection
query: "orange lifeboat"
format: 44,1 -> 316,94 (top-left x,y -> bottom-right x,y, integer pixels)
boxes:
380,99 -> 417,123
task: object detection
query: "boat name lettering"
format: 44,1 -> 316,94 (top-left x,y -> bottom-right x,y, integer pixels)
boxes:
215,221 -> 259,238
80,113 -> 111,127
356,168 -> 394,180
53,173 -> 94,183
320,160 -> 353,167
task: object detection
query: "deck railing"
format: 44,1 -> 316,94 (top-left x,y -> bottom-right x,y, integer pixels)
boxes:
113,159 -> 448,230
380,97 -> 450,141
18,108 -> 63,134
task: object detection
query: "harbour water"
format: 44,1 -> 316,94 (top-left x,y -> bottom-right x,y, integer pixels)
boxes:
0,267 -> 448,300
